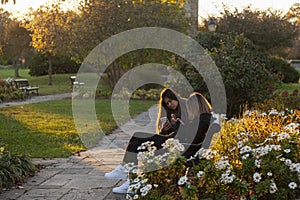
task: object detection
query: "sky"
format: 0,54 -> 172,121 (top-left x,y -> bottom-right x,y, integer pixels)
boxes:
0,0 -> 298,19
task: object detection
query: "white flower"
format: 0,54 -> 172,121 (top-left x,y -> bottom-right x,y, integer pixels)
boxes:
141,178 -> 148,184
202,149 -> 214,160
253,172 -> 261,182
242,138 -> 249,143
133,178 -> 140,183
267,172 -> 272,176
296,163 -> 300,173
243,110 -> 251,116
197,171 -> 204,178
133,194 -> 139,199
216,159 -> 230,170
220,173 -> 235,184
270,132 -> 277,137
255,159 -> 261,168
288,182 -> 297,189
242,154 -> 250,160
126,194 -> 133,200
240,145 -> 252,154
261,112 -> 267,116
230,147 -> 236,152
290,163 -> 298,172
284,149 -> 291,153
240,196 -> 247,200
162,138 -> 184,152
284,123 -> 300,132
277,132 -> 290,141
269,109 -> 278,115
285,159 -> 292,166
269,181 -> 278,194
237,141 -> 243,149
178,176 -> 188,185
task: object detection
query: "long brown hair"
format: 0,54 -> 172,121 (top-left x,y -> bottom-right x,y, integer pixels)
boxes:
187,92 -> 212,119
156,88 -> 187,133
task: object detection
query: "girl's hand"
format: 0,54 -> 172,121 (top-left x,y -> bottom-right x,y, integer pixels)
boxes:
162,121 -> 172,132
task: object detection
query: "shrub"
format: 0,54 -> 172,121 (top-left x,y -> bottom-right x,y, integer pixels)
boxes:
28,53 -> 80,76
126,108 -> 300,200
174,32 -> 281,117
0,79 -> 25,102
0,145 -> 36,191
267,58 -> 299,83
256,89 -> 300,111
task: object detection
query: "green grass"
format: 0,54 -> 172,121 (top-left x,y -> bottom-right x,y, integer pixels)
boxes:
0,99 -> 156,158
275,69 -> 300,94
275,82 -> 300,94
0,68 -> 75,95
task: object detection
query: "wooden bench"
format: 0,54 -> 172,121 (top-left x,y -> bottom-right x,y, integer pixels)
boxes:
14,79 -> 39,95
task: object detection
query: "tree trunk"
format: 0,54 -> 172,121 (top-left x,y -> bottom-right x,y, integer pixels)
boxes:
48,56 -> 53,85
13,58 -> 20,78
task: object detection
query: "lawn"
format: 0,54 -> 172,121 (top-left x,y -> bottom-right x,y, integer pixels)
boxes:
0,99 -> 156,158
274,69 -> 300,94
275,82 -> 300,94
0,68 -> 76,95
0,68 -> 113,96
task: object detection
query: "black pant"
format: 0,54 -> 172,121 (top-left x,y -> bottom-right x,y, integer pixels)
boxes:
122,133 -> 204,165
123,132 -> 169,164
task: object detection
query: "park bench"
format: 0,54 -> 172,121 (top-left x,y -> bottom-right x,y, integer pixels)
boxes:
14,79 -> 39,95
70,76 -> 85,88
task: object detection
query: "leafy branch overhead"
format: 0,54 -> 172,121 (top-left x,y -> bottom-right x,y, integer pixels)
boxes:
1,0 -> 15,4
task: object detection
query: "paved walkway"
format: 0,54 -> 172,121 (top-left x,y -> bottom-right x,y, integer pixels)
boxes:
0,94 -> 158,200
0,93 -> 72,108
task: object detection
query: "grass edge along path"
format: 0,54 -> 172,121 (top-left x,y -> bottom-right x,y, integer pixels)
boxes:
0,99 -> 156,158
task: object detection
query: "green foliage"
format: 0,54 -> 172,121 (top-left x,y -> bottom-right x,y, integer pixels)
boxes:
28,53 -> 80,76
175,31 -> 281,117
256,89 -> 300,111
266,57 -> 300,83
127,108 -> 300,200
131,88 -> 162,100
70,0 -> 189,88
0,78 -> 25,102
216,6 -> 298,54
0,144 -> 35,191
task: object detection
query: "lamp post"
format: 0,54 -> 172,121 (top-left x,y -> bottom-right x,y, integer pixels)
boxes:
207,18 -> 217,32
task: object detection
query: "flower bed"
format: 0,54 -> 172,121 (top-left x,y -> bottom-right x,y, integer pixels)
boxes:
0,78 -> 25,102
126,109 -> 300,200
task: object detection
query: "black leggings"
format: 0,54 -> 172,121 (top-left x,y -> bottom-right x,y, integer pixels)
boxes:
122,132 -> 203,165
123,132 -> 170,164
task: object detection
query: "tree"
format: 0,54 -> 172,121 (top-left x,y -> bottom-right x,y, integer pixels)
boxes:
2,19 -> 31,77
69,0 -> 189,89
286,3 -> 300,58
24,4 -> 73,85
174,32 -> 281,117
1,0 -> 15,4
216,6 -> 298,55
0,9 -> 11,62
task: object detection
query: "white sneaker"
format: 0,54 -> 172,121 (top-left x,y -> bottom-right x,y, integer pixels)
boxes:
112,180 -> 130,194
104,165 -> 128,179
